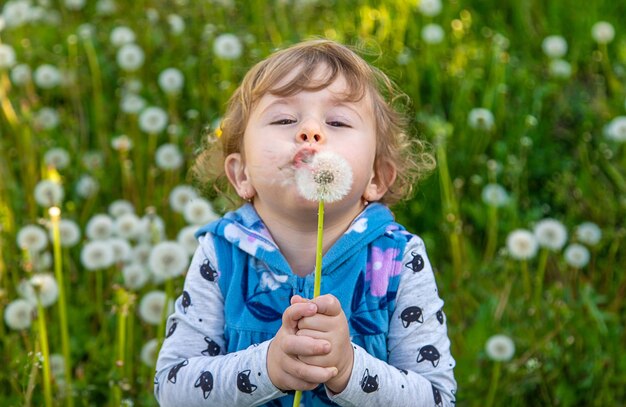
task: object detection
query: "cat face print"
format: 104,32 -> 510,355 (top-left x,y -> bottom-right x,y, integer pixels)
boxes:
360,368 -> 379,393
237,369 -> 257,394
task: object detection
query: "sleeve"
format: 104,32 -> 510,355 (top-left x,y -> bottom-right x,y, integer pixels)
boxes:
327,235 -> 457,407
154,233 -> 284,406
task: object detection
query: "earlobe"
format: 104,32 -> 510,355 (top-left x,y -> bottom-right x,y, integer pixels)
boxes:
363,160 -> 397,202
225,153 -> 256,200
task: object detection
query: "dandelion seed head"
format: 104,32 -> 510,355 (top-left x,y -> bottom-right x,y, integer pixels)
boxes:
148,241 -> 188,281
481,183 -> 509,207
604,116 -> 626,143
549,59 -> 572,79
55,219 -> 81,248
34,180 -> 64,207
167,14 -> 185,35
213,33 -> 242,60
113,213 -> 141,240
169,184 -> 198,213
3,299 -> 34,331
2,1 -> 31,28
122,263 -> 149,291
138,214 -> 165,243
132,242 -> 152,265
155,143 -> 183,170
485,334 -> 515,362
158,67 -> 184,94
108,237 -> 132,263
10,63 -> 31,86
120,93 -> 146,114
575,222 -> 602,246
183,198 -> 218,225
564,243 -> 590,269
177,225 -> 199,255
421,23 -> 445,44
24,273 -> 59,308
468,108 -> 495,131
64,0 -> 86,11
138,290 -> 172,325
417,0 -> 442,17
0,43 -> 16,69
294,151 -> 353,203
139,106 -> 168,134
76,175 -> 99,198
506,229 -> 538,260
49,353 -> 65,378
86,214 -> 114,240
44,148 -> 70,170
17,225 -> 49,253
34,64 -> 61,89
108,199 -> 135,218
111,134 -> 133,151
96,0 -> 116,15
110,26 -> 136,47
533,218 -> 568,251
80,240 -> 115,271
116,43 -> 145,72
140,338 -> 159,367
542,35 -> 568,58
591,21 -> 615,44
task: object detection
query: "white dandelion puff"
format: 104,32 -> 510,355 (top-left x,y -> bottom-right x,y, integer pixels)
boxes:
64,0 -> 86,11
575,222 -> 602,246
49,354 -> 65,378
137,213 -> 165,243
533,218 -> 568,251
108,237 -> 133,263
113,213 -> 141,240
603,116 -> 626,143
468,108 -> 495,131
110,26 -> 136,47
80,240 -> 115,271
52,219 -> 81,248
506,229 -> 538,260
122,263 -> 150,291
139,106 -> 168,134
549,59 -> 572,79
481,183 -> 509,207
10,63 -> 31,86
138,290 -> 172,325
148,241 -> 189,281
120,93 -> 146,114
111,134 -> 133,152
417,0 -> 442,17
177,225 -> 199,256
155,143 -> 183,170
132,242 -> 152,265
183,198 -> 218,225
4,299 -> 34,331
564,243 -> 590,269
33,64 -> 61,89
485,334 -> 515,362
421,23 -> 445,44
295,151 -> 353,203
34,107 -> 60,130
542,35 -> 568,59
140,338 -> 159,367
108,199 -> 135,218
21,273 -> 59,308
158,67 -> 184,94
591,21 -> 615,44
169,185 -> 198,213
2,1 -> 30,29
0,43 -> 17,69
32,251 -> 53,271
213,33 -> 242,60
44,148 -> 70,170
116,43 -> 145,72
75,175 -> 99,198
34,180 -> 64,207
167,14 -> 185,35
96,0 -> 116,15
86,214 -> 114,240
17,225 -> 49,253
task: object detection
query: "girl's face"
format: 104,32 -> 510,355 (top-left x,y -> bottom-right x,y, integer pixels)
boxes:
225,67 -> 393,221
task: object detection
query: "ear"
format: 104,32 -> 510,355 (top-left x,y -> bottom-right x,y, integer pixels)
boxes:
225,153 -> 256,200
363,159 -> 397,202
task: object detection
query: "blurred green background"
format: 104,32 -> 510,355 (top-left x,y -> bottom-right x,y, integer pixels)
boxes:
1,0 -> 625,405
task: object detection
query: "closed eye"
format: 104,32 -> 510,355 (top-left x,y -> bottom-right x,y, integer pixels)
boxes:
327,120 -> 350,128
270,118 -> 296,125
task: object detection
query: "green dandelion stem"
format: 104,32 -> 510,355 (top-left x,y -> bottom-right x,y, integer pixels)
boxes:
484,361 -> 502,407
36,299 -> 53,407
82,37 -> 108,155
314,200 -> 325,298
534,249 -> 549,306
113,290 -> 129,406
484,205 -> 498,262
95,270 -> 105,332
50,211 -> 74,407
521,260 -> 531,299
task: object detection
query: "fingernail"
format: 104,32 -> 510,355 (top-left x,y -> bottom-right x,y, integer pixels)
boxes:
330,367 -> 338,377
307,304 -> 316,312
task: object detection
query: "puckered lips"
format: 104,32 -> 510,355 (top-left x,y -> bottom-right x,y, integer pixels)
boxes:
292,146 -> 319,169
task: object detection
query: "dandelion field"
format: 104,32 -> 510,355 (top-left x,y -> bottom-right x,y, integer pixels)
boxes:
1,0 -> 626,405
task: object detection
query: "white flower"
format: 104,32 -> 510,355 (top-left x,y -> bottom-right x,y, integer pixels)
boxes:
21,273 -> 59,307
17,225 -> 49,252
80,240 -> 115,270
468,108 -> 495,131
76,175 -> 99,198
44,148 -> 70,170
120,93 -> 146,114
108,199 -> 135,218
32,251 -> 52,271
158,67 -> 184,94
167,14 -> 185,35
591,21 -> 615,44
108,237 -> 132,263
481,183 -> 509,207
177,225 -> 199,255
122,263 -> 149,290
183,198 -> 219,225
2,1 -> 31,28
549,59 -> 572,79
485,334 -> 515,362
575,222 -> 602,246
10,63 -> 31,86
295,151 -> 353,203
140,338 -> 159,366
169,184 -> 198,213
213,33 -> 242,60
111,134 -> 133,151
34,180 -> 64,207
0,43 -> 16,69
506,229 -> 538,260
116,43 -> 145,72
138,213 -> 165,243
96,0 -> 116,15
148,241 -> 189,281
603,116 -> 626,143
564,243 -> 590,269
86,214 -> 114,240
4,299 -> 34,331
110,26 -> 136,47
132,242 -> 152,265
114,213 -> 141,240
533,218 -> 568,251
146,8 -> 159,23
417,0 -> 442,16
64,0 -> 86,10
49,354 -> 65,378
34,107 -> 60,130
155,143 -> 183,170
138,290 -> 172,325
542,35 -> 568,59
54,219 -> 81,247
33,64 -> 61,89
82,151 -> 103,171
421,23 -> 445,44
139,106 -> 168,134
76,23 -> 95,38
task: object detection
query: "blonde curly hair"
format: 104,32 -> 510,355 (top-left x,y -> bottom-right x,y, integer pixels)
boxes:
192,39 -> 435,207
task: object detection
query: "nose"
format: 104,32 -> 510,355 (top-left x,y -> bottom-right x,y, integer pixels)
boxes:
296,119 -> 324,144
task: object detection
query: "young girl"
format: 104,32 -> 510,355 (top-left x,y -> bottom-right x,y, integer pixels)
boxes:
154,39 -> 456,406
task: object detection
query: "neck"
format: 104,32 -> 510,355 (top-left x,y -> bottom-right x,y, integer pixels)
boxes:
254,201 -> 366,276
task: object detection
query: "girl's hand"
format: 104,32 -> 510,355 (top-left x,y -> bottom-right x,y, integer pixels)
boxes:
296,294 -> 354,394
267,295 -> 338,391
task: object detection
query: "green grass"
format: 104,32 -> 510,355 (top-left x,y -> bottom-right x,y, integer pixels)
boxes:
1,0 -> 625,405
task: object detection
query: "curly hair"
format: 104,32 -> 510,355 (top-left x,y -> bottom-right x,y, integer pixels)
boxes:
192,39 -> 435,207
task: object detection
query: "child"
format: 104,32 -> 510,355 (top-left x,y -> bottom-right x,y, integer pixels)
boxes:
155,39 -> 456,406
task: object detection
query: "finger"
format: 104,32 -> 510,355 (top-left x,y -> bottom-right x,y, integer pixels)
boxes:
282,333 -> 330,356
282,302 -> 318,331
290,294 -> 309,305
295,328 -> 327,341
311,294 -> 342,317
283,357 -> 338,386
